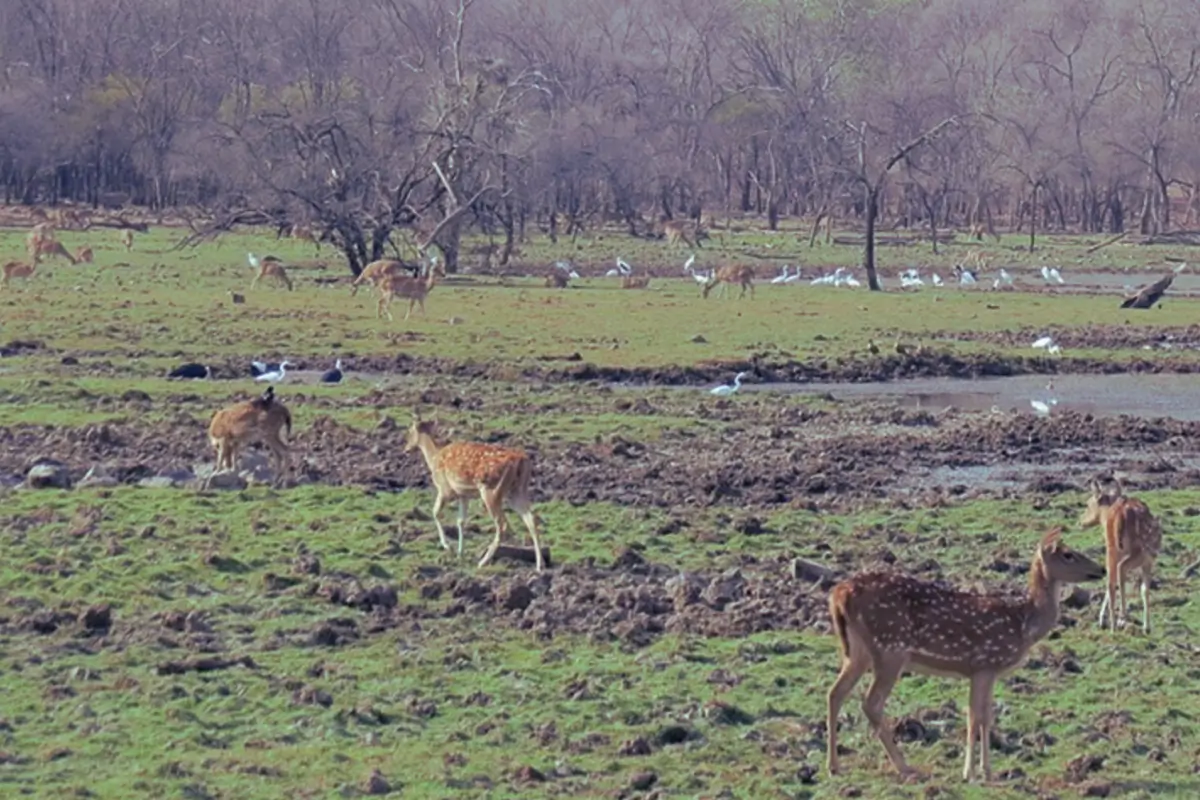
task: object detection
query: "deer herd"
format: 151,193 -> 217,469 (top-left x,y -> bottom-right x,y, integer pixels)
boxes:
4,211 -> 1172,784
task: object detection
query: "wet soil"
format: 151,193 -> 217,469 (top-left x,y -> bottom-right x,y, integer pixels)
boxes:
3,389 -> 1199,511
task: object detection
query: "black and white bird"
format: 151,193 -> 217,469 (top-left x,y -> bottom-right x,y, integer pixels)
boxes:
250,359 -> 286,378
167,363 -> 211,379
254,360 -> 292,383
320,358 -> 344,384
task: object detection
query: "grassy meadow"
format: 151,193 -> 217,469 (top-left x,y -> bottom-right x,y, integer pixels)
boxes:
1,218 -> 1199,799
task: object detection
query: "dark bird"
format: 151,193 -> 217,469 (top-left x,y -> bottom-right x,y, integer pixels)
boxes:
168,363 -> 210,379
253,386 -> 276,408
1121,273 -> 1173,309
320,358 -> 344,384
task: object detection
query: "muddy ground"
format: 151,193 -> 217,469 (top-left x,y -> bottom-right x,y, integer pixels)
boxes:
4,386 -> 1199,512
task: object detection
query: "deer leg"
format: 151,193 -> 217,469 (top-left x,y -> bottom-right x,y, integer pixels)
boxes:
826,640 -> 870,776
251,272 -> 262,290
1140,565 -> 1151,633
1117,554 -> 1134,627
966,672 -> 997,782
455,498 -> 469,558
509,495 -> 544,572
1103,548 -> 1119,630
477,488 -> 509,568
862,657 -> 914,777
431,491 -> 451,551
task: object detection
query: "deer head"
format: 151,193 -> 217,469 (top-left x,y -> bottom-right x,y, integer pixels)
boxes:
405,412 -> 440,452
1080,478 -> 1121,527
1037,527 -> 1105,583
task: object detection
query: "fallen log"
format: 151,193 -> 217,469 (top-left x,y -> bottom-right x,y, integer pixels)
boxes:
156,655 -> 258,676
1120,273 -> 1173,309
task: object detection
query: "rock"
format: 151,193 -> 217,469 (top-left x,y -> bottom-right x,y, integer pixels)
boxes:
702,569 -> 746,610
78,605 -> 112,632
689,334 -> 707,343
617,737 -> 652,756
202,472 -> 248,491
630,771 -> 658,790
514,765 -> 546,783
137,477 -> 178,489
791,557 -> 836,583
363,768 -> 391,795
1063,587 -> 1092,610
236,452 -> 274,484
497,583 -> 535,612
26,461 -> 72,490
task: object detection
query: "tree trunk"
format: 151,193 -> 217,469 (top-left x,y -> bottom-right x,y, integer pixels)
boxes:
864,186 -> 882,291
1028,184 -> 1038,253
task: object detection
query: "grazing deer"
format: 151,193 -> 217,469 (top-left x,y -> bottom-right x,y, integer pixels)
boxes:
25,223 -> 55,257
827,527 -> 1104,782
119,229 -> 134,251
621,274 -> 651,289
205,386 -> 292,488
350,259 -> 410,296
702,265 -> 755,299
405,412 -> 545,572
377,263 -> 444,321
1,261 -> 35,289
74,246 -> 94,264
29,238 -> 78,265
251,255 -> 294,291
290,223 -> 321,255
662,219 -> 701,249
1079,478 -> 1162,632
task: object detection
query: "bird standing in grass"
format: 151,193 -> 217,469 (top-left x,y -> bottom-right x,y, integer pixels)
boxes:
320,359 -> 344,384
254,360 -> 291,383
709,372 -> 747,396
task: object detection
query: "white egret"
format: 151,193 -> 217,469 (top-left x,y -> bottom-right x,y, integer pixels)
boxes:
254,360 -> 292,383
709,372 -> 747,396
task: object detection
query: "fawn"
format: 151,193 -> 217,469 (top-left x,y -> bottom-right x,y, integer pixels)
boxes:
1079,477 -> 1161,632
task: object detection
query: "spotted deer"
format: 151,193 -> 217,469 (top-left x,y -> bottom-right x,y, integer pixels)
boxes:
662,219 -> 701,249
119,229 -> 134,251
75,246 -> 94,264
251,255 -> 294,291
290,223 -> 321,255
350,259 -> 411,296
377,263 -> 444,321
404,412 -> 545,572
1,261 -> 35,288
29,238 -> 78,265
827,528 -> 1104,782
1079,477 -> 1162,632
25,223 -> 55,258
205,386 -> 293,488
702,264 -> 755,299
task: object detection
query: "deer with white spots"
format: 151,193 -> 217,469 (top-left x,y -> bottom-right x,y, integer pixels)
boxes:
1079,477 -> 1161,632
826,528 -> 1104,783
404,412 -> 545,572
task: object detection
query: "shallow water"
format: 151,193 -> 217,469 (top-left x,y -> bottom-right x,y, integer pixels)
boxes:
740,373 -> 1200,421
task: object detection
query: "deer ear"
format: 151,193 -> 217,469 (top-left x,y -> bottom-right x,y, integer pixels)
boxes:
1040,526 -> 1063,551
1089,479 -> 1101,497
1112,476 -> 1124,496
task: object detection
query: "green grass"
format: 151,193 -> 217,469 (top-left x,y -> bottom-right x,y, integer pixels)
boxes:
2,224 -> 1197,372
2,486 -> 1200,798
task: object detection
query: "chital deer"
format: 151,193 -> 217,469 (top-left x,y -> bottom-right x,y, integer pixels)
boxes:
1079,477 -> 1162,632
404,412 -> 545,572
702,265 -> 755,299
1,261 -> 35,289
75,246 -> 94,264
662,219 -> 701,249
119,229 -> 134,251
25,223 -> 54,258
29,238 -> 78,265
205,386 -> 292,488
251,255 -> 294,291
621,274 -> 651,289
350,259 -> 410,296
827,528 -> 1104,783
378,263 -> 444,321
290,223 -> 321,255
